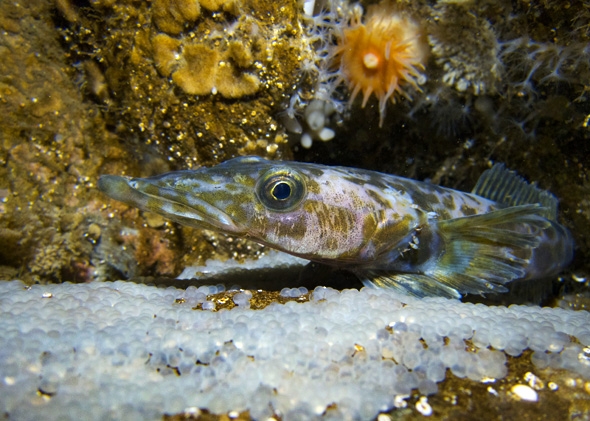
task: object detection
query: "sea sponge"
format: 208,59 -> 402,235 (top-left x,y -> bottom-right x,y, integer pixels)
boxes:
228,40 -> 254,68
152,0 -> 200,35
213,40 -> 260,98
164,41 -> 260,98
336,1 -> 429,126
151,10 -> 261,99
152,33 -> 182,77
199,0 -> 238,14
215,63 -> 260,98
171,43 -> 219,95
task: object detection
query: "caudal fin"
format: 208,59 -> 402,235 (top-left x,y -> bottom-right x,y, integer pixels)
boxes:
362,204 -> 551,299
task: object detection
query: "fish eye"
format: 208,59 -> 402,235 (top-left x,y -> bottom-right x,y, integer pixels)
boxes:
257,169 -> 306,211
271,181 -> 291,200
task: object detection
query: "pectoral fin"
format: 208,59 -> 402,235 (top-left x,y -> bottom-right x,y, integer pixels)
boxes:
362,204 -> 551,298
363,272 -> 463,299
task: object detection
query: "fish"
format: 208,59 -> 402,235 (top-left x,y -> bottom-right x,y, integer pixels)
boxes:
98,156 -> 574,299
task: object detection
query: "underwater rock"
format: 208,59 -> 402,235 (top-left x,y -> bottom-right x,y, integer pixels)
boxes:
0,0 -> 130,284
57,0 -> 301,167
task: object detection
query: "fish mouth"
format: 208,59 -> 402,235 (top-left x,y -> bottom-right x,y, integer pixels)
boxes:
98,175 -> 244,234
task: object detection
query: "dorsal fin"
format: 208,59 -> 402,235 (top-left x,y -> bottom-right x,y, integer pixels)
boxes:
472,164 -> 558,220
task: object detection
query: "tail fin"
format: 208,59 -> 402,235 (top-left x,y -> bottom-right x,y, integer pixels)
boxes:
362,204 -> 551,299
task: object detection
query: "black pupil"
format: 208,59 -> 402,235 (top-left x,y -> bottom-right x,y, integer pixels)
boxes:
272,182 -> 291,200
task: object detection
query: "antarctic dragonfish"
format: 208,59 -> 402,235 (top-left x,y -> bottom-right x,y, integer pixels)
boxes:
98,157 -> 574,298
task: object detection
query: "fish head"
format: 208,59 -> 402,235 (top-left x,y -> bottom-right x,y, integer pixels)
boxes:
98,156 -> 275,234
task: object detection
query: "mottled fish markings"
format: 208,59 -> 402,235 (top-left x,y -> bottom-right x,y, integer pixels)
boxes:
98,157 -> 574,299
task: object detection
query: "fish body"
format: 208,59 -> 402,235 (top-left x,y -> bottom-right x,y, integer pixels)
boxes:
98,157 -> 574,298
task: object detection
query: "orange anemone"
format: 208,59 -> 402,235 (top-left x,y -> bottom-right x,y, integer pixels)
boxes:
337,4 -> 428,126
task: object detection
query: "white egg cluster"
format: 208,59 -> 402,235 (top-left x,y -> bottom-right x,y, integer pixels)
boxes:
1,279 -> 589,420
176,250 -> 308,280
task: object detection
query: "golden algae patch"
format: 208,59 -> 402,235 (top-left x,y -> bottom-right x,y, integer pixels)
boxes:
216,64 -> 260,98
198,0 -> 238,13
228,41 -> 254,68
171,43 -> 219,96
152,0 -> 200,35
153,14 -> 262,99
160,30 -> 262,99
152,34 -> 182,77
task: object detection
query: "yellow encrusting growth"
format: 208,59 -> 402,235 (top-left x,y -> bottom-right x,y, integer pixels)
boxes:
199,0 -> 236,12
216,65 -> 260,98
153,38 -> 262,98
152,0 -> 200,35
152,34 -> 181,77
171,43 -> 220,96
228,41 -> 255,68
150,9 -> 266,100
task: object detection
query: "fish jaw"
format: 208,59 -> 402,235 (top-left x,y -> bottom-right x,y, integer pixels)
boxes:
97,173 -> 247,235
